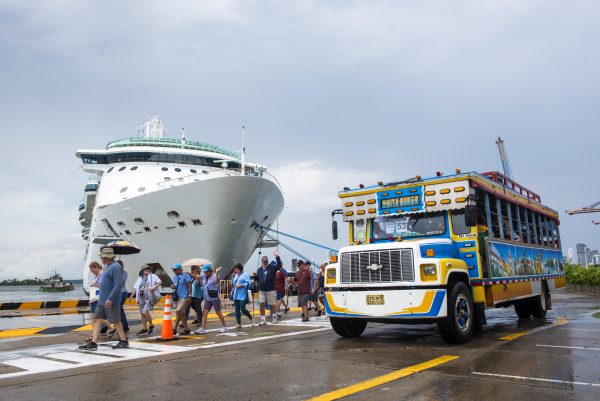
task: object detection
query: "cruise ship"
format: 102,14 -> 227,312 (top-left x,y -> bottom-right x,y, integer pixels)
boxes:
76,115 -> 284,291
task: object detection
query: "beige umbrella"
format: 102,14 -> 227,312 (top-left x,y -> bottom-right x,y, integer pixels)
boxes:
181,258 -> 211,267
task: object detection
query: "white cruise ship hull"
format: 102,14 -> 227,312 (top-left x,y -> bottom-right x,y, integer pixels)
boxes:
82,175 -> 284,291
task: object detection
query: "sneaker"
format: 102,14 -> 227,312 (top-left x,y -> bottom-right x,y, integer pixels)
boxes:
317,310 -> 322,317
148,325 -> 155,335
219,326 -> 228,333
277,313 -> 283,318
191,319 -> 199,325
79,341 -> 97,351
284,307 -> 290,314
235,324 -> 243,329
302,317 -> 310,322
173,329 -> 178,336
107,328 -> 117,339
112,340 -> 129,349
258,320 -> 268,326
136,329 -> 148,336
250,318 -> 256,326
180,329 -> 191,335
273,314 -> 279,323
194,328 -> 207,334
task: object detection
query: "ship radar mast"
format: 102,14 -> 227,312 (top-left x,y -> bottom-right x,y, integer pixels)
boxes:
137,114 -> 166,138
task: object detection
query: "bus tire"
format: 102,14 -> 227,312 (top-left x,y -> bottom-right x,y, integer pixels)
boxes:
437,281 -> 474,344
514,300 -> 532,319
330,317 -> 367,337
530,291 -> 550,319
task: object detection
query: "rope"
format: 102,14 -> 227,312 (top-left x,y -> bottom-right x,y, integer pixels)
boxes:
253,223 -> 338,253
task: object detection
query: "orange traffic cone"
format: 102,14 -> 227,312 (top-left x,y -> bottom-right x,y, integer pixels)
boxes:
157,294 -> 176,341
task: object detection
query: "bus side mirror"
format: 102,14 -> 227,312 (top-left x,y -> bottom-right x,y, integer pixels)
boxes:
465,205 -> 477,227
332,220 -> 338,240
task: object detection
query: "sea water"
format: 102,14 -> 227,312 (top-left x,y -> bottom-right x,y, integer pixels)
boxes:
0,284 -> 86,303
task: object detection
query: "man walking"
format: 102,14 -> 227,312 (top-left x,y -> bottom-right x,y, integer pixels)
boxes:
256,250 -> 281,325
274,264 -> 288,318
294,260 -> 313,322
171,264 -> 192,335
80,248 -> 128,350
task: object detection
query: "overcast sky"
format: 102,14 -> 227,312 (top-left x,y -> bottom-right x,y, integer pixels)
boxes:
0,0 -> 598,280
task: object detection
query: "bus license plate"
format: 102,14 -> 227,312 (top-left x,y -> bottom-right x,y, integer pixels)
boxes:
366,294 -> 384,305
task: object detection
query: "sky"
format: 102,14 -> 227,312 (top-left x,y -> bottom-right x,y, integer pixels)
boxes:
0,0 -> 598,280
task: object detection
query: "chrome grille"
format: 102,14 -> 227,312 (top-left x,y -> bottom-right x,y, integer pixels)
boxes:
340,249 -> 414,283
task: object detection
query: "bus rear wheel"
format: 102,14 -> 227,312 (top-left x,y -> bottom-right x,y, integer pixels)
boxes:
514,300 -> 532,319
531,290 -> 550,319
438,281 -> 474,344
330,317 -> 367,337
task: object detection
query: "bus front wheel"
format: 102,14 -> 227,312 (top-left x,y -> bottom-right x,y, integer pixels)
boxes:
438,281 -> 474,344
330,317 -> 367,337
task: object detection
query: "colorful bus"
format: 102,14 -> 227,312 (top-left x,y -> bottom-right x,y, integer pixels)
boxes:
324,170 -> 565,343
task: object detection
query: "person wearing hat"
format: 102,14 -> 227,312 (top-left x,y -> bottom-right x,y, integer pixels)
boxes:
194,264 -> 228,334
130,265 -> 162,336
256,250 -> 282,325
171,263 -> 192,335
79,247 -> 129,350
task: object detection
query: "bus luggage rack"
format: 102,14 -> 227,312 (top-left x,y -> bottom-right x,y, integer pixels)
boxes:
340,249 -> 414,283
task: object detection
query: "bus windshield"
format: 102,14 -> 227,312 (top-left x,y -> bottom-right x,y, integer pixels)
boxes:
372,212 -> 446,240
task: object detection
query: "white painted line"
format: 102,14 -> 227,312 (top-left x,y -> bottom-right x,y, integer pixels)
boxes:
2,357 -> 75,373
45,351 -> 119,364
0,326 -> 331,380
536,344 -> 600,352
472,371 -> 600,388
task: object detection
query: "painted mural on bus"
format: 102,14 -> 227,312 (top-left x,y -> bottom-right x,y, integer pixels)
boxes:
487,239 -> 564,278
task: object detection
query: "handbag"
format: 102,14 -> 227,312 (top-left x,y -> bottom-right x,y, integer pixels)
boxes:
89,286 -> 99,303
208,289 -> 219,298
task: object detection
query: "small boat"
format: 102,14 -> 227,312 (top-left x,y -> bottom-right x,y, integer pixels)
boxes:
39,270 -> 75,292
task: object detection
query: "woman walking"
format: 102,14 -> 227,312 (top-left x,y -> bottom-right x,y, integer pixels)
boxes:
87,261 -> 105,342
130,265 -> 162,336
231,263 -> 254,328
194,264 -> 227,334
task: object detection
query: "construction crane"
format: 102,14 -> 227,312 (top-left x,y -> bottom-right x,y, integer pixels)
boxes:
566,201 -> 600,215
495,137 -> 513,179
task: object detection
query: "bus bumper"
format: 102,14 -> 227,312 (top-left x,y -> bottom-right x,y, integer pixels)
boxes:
324,289 -> 447,319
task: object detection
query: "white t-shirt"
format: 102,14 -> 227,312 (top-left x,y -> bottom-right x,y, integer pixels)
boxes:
133,273 -> 162,303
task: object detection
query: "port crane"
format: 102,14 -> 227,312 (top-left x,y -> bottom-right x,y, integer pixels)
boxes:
495,137 -> 513,179
566,200 -> 600,225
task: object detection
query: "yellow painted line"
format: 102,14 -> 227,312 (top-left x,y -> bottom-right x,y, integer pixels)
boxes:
0,327 -> 46,339
499,316 -> 568,341
306,355 -> 459,401
499,331 -> 529,341
72,324 -> 93,332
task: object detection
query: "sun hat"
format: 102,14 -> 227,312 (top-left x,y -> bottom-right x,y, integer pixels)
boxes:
99,248 -> 116,258
139,264 -> 152,275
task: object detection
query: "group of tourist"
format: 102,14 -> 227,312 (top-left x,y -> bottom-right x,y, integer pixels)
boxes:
80,248 -> 327,351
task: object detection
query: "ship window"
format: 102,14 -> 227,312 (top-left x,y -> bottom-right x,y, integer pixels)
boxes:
107,167 -> 114,173
117,221 -> 126,228
167,211 -> 180,220
134,218 -> 145,225
144,227 -> 151,232
120,187 -> 128,193
162,167 -> 168,171
263,215 -> 269,222
131,166 -> 138,171
124,230 -> 131,235
175,168 -> 181,172
138,187 -> 145,192
164,177 -> 171,181
192,219 -> 202,226
190,169 -> 197,173
118,166 -> 126,171
178,221 -> 187,228
230,219 -> 236,224
202,170 -> 209,174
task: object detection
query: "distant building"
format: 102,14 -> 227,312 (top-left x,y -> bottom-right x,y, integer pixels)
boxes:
576,243 -> 589,267
590,250 -> 600,266
567,248 -> 574,264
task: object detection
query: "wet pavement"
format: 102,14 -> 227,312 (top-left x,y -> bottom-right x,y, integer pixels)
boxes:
0,288 -> 599,400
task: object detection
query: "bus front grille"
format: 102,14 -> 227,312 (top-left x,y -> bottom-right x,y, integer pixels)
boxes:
340,249 -> 414,283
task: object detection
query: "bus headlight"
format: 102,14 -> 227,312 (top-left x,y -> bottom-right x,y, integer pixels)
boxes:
326,268 -> 337,285
420,264 -> 438,281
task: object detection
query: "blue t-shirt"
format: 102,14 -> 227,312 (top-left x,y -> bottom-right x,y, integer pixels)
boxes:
173,272 -> 192,299
202,273 -> 219,301
256,256 -> 282,292
191,277 -> 203,298
231,272 -> 250,301
99,261 -> 123,306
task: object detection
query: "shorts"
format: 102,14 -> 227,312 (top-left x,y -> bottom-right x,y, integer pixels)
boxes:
95,303 -> 121,324
175,299 -> 189,313
276,291 -> 285,300
309,293 -> 318,302
204,298 -> 222,312
138,300 -> 154,314
298,294 -> 310,307
90,301 -> 97,314
259,290 -> 276,305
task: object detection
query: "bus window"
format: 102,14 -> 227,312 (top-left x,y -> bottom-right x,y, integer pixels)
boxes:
372,213 -> 446,240
450,210 -> 471,235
